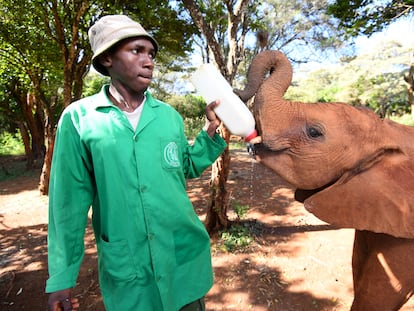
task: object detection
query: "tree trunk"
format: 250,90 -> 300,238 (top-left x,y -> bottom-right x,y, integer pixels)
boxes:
17,122 -> 34,168
205,126 -> 231,233
39,130 -> 54,195
181,0 -> 251,232
28,94 -> 46,159
404,57 -> 414,120
37,0 -> 91,194
10,85 -> 46,164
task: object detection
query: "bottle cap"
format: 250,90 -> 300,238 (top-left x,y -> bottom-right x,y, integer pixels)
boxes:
244,129 -> 258,142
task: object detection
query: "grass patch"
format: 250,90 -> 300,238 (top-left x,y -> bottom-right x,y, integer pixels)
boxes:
229,139 -> 247,150
234,202 -> 249,220
0,132 -> 42,181
219,223 -> 254,253
0,156 -> 40,182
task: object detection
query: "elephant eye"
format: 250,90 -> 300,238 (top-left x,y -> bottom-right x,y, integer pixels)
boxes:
307,126 -> 323,139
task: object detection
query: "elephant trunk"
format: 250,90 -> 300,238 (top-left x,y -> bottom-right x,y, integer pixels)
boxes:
235,50 -> 293,102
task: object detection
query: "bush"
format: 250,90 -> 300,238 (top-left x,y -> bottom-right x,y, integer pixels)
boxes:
183,117 -> 205,139
219,224 -> 253,253
167,94 -> 206,139
0,132 -> 24,155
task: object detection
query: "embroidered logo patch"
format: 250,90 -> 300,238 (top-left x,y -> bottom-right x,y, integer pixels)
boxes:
164,142 -> 180,167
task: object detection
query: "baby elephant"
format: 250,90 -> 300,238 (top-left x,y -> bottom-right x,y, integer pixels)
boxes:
237,50 -> 414,310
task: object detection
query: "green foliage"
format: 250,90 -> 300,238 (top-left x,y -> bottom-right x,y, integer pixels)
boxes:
120,0 -> 197,59
234,203 -> 249,220
286,69 -> 340,103
0,132 -> 24,155
229,140 -> 247,150
0,132 -> 40,180
183,118 -> 205,139
82,74 -> 110,97
215,202 -> 253,253
236,0 -> 346,74
167,94 -> 206,138
338,40 -> 410,117
219,224 -> 253,253
0,158 -> 34,181
0,0 -> 198,161
327,0 -> 414,37
168,94 -> 205,118
360,74 -> 409,117
390,114 -> 414,126
318,85 -> 340,103
287,39 -> 411,117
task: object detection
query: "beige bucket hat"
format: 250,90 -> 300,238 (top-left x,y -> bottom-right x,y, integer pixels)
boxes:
88,15 -> 159,76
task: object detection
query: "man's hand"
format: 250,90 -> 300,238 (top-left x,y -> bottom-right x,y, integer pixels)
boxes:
48,289 -> 79,311
204,100 -> 221,137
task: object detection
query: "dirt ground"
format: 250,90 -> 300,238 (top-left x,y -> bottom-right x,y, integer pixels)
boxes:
1,149 -> 413,311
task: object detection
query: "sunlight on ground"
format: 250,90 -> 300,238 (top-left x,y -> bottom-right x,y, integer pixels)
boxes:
3,156 -> 414,310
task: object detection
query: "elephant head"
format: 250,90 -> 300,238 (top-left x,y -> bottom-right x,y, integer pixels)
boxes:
236,50 -> 414,239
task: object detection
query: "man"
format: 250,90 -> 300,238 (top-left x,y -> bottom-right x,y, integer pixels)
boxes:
46,15 -> 226,311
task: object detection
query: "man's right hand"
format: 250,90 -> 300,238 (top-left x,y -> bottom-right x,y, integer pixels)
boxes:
48,289 -> 79,311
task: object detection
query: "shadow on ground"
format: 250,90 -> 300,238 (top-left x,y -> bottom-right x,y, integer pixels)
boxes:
0,149 -> 356,310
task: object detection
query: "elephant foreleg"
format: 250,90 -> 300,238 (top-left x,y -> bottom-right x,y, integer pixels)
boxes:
350,230 -> 414,311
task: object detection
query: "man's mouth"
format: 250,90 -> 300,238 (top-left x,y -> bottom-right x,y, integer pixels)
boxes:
139,74 -> 152,80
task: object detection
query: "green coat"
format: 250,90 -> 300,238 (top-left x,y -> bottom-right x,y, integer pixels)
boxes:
46,86 -> 227,310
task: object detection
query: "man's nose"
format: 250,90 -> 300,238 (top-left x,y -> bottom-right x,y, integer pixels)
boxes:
142,54 -> 155,69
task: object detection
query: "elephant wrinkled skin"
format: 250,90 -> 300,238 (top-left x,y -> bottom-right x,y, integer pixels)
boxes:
236,50 -> 414,310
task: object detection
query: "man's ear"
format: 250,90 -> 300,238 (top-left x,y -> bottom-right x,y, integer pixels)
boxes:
98,52 -> 112,70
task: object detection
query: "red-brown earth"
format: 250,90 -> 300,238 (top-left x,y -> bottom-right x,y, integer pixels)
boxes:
1,149 -> 413,310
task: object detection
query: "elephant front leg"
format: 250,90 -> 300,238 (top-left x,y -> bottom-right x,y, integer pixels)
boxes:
351,230 -> 414,311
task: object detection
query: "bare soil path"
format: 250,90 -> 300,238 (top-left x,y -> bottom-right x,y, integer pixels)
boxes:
1,150 -> 413,310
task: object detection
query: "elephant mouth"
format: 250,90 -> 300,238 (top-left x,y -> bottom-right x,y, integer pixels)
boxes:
294,182 -> 336,203
247,142 -> 264,155
247,141 -> 287,157
248,140 -> 337,203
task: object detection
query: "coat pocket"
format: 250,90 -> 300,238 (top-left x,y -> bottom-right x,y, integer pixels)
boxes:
100,238 -> 136,282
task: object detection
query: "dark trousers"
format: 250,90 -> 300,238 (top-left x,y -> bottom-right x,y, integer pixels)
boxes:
179,297 -> 205,311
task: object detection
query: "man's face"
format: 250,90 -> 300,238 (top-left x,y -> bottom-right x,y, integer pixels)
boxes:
105,37 -> 156,93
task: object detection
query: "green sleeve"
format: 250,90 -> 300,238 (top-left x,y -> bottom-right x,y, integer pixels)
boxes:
183,130 -> 227,179
46,110 -> 95,293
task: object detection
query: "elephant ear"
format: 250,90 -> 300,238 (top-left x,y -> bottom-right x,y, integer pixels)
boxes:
304,152 -> 414,238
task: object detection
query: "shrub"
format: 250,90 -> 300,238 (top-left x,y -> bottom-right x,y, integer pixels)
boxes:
0,132 -> 24,155
219,224 -> 253,253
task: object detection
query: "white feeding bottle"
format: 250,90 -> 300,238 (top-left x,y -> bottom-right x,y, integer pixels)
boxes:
191,63 -> 258,142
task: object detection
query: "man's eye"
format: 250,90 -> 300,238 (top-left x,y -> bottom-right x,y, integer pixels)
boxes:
132,48 -> 155,59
